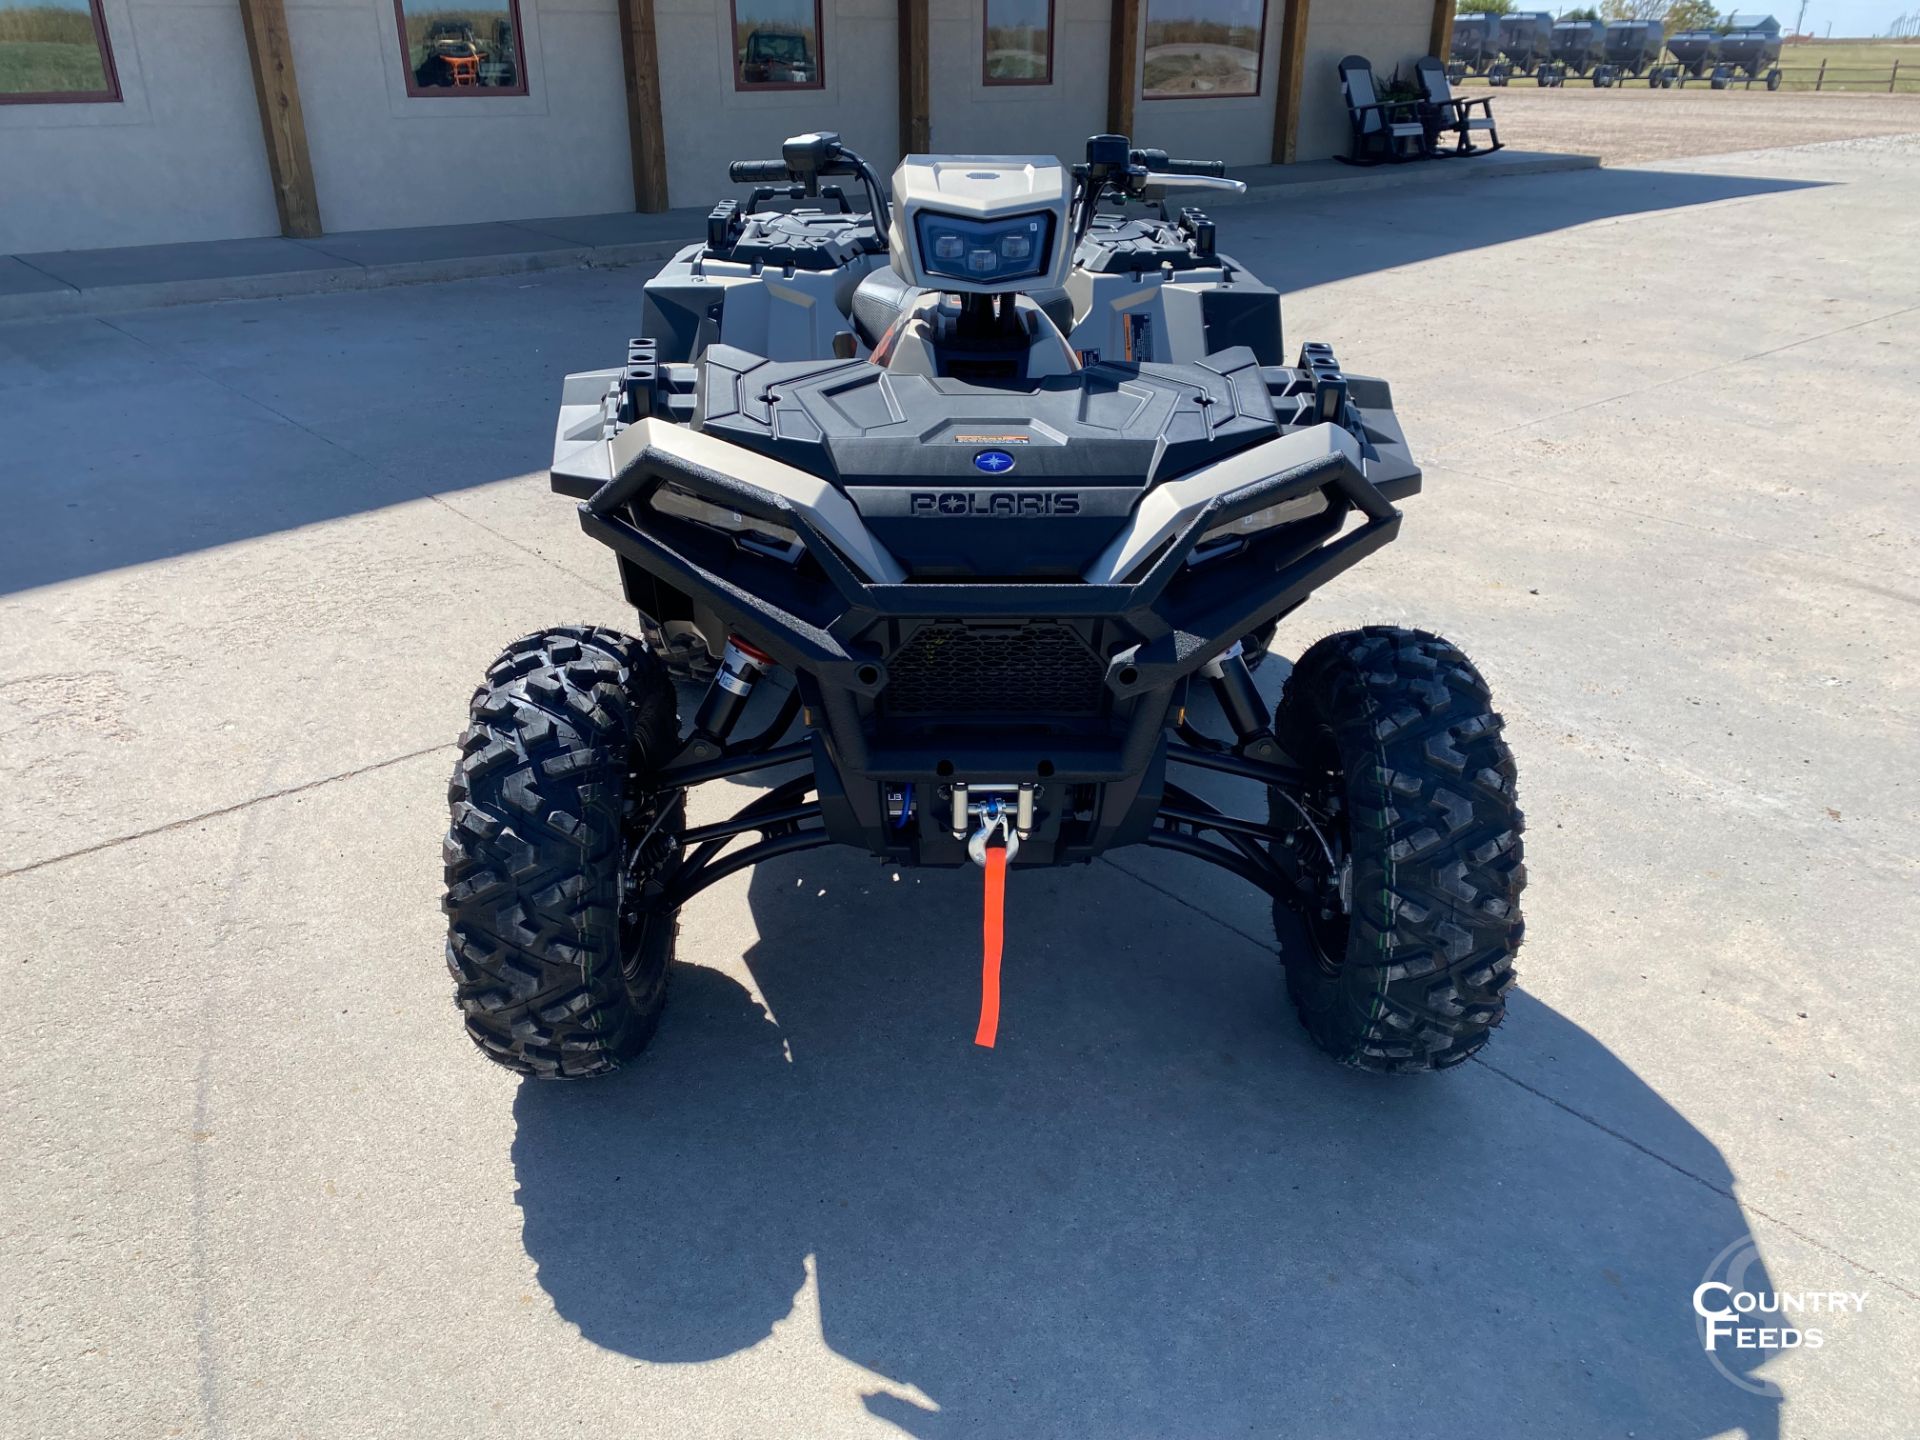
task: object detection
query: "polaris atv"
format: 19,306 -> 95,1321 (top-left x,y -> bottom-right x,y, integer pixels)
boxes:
443,132 -> 1525,1078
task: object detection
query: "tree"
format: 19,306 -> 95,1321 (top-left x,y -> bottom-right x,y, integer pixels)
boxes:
1602,0 -> 1672,19
1560,7 -> 1603,19
1662,0 -> 1720,32
1462,0 -> 1517,14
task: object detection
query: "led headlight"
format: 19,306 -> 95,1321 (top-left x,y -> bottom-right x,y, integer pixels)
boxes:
1196,492 -> 1330,547
914,211 -> 1053,285
650,483 -> 804,563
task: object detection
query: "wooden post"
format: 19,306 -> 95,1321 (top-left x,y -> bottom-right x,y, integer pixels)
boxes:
1816,56 -> 1825,90
236,0 -> 321,238
899,0 -> 930,153
617,0 -> 670,212
1270,0 -> 1313,164
1891,58 -> 1900,92
1429,0 -> 1455,62
1109,0 -> 1140,136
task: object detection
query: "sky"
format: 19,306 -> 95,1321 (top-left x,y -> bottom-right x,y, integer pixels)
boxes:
1776,0 -> 1918,32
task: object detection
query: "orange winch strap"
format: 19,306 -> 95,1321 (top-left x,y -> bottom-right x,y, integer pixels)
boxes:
975,845 -> 1007,1048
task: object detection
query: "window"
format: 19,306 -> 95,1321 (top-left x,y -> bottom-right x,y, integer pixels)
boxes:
393,0 -> 527,97
732,0 -> 822,90
984,0 -> 1051,85
1141,0 -> 1264,100
0,0 -> 120,104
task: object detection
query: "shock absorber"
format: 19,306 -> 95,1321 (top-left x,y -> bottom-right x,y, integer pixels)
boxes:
688,635 -> 772,755
1201,642 -> 1285,763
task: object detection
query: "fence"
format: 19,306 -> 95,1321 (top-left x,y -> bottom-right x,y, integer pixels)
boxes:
1451,60 -> 1920,93
1776,60 -> 1919,92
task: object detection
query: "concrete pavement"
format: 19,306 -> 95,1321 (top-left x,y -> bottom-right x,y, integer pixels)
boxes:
3,135 -> 1917,1438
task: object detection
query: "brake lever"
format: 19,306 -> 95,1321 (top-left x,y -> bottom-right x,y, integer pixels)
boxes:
1139,173 -> 1247,196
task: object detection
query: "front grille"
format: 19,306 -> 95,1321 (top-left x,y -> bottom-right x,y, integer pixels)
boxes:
882,623 -> 1107,717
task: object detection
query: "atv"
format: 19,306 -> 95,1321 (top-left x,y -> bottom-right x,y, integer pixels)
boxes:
443,132 -> 1525,1078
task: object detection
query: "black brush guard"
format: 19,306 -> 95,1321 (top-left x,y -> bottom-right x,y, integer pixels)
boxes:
578,424 -> 1403,905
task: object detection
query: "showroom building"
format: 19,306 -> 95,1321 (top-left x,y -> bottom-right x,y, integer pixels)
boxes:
0,0 -> 1450,255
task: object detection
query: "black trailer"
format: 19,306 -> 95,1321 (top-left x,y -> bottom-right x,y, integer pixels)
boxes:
1694,60 -> 1784,89
1498,11 -> 1555,74
1718,13 -> 1784,76
1550,18 -> 1606,75
1603,20 -> 1663,75
1450,12 -> 1504,73
1666,28 -> 1721,77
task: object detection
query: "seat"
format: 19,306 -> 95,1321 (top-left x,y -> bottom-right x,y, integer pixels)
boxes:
850,268 -> 926,350
1336,55 -> 1430,166
1415,55 -> 1502,156
868,292 -> 1081,383
850,267 -> 1074,352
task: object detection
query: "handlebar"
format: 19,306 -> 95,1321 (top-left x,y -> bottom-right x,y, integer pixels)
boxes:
1072,138 -> 1233,241
1132,149 -> 1228,178
724,133 -> 893,242
728,159 -> 792,184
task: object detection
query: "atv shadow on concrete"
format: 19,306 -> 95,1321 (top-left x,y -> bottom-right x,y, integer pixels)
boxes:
508,668 -> 1783,1438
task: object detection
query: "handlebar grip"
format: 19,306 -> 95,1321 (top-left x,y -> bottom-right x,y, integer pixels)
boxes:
728,160 -> 792,184
1162,157 -> 1228,178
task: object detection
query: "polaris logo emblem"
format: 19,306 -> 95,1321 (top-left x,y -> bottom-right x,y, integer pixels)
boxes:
908,491 -> 1082,516
973,450 -> 1016,474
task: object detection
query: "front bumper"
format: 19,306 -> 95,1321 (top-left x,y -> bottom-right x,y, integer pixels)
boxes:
551,362 -> 1420,861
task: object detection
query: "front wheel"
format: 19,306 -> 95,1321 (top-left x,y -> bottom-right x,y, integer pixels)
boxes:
1268,627 -> 1525,1072
443,627 -> 682,1078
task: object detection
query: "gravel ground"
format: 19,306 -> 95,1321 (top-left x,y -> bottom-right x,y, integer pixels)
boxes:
1467,84 -> 1920,163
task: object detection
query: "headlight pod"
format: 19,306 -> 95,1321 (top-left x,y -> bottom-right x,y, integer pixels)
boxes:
1192,492 -> 1331,558
914,210 -> 1054,285
649,483 -> 804,563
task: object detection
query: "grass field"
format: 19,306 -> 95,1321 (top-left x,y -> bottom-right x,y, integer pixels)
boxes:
0,40 -> 109,97
1769,38 -> 1917,91
1782,39 -> 1920,66
0,3 -> 111,97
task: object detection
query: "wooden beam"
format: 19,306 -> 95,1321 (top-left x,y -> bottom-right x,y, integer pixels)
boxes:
618,0 -> 670,212
236,0 -> 321,238
899,0 -> 930,153
1108,0 -> 1140,136
1270,0 -> 1312,164
1429,0 -> 1455,60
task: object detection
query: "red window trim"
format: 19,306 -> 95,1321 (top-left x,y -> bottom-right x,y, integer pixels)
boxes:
392,0 -> 532,99
730,0 -> 826,91
0,0 -> 122,106
982,0 -> 1055,87
1139,0 -> 1268,102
